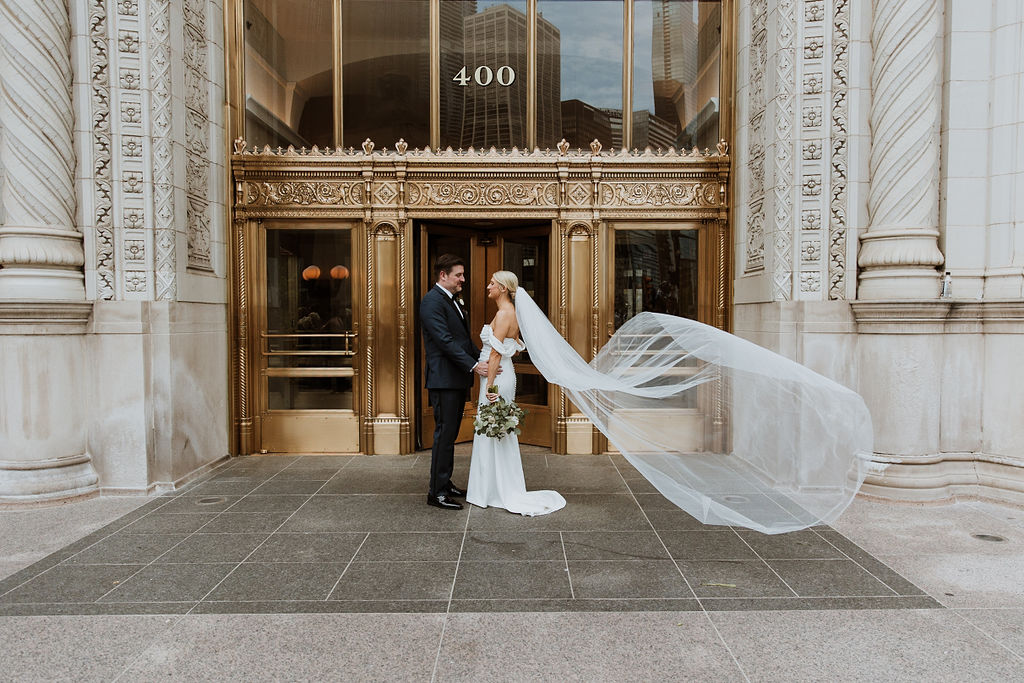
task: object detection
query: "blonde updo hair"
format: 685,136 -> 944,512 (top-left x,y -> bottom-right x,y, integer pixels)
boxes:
491,270 -> 519,301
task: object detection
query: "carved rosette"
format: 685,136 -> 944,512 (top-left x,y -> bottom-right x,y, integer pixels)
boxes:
0,0 -> 85,299
858,0 -> 944,299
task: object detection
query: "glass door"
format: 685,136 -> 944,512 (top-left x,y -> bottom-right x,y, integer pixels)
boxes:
257,222 -> 359,453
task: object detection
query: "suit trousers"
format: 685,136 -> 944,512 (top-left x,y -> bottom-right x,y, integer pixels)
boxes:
428,388 -> 467,497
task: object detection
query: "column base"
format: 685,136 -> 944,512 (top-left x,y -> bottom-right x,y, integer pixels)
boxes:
0,454 -> 100,507
857,267 -> 943,299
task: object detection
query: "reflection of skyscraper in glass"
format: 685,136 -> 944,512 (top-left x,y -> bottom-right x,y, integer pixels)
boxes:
560,100 -> 612,150
462,4 -> 559,149
440,1 -> 476,146
650,0 -> 721,149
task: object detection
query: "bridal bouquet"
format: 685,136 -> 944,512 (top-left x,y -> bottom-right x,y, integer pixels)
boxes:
474,386 -> 526,439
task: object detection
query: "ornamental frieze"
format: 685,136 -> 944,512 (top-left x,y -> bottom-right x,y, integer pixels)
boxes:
406,182 -> 559,207
599,182 -> 721,208
232,137 -> 729,214
244,181 -> 364,206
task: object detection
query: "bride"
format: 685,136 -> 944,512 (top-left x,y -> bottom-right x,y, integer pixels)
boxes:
467,270 -> 872,534
465,271 -> 566,516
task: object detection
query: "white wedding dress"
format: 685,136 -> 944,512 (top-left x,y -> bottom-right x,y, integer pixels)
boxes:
466,324 -> 566,516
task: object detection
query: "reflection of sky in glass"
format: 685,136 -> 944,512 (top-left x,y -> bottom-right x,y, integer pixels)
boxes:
633,0 -> 655,111
538,0 -> 623,109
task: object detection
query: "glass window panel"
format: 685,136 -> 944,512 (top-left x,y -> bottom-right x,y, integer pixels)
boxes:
440,0 -> 529,149
537,0 -> 623,150
265,227 -> 355,356
244,0 -> 335,148
613,229 -> 698,329
342,0 -> 430,149
632,0 -> 721,150
268,377 -> 354,410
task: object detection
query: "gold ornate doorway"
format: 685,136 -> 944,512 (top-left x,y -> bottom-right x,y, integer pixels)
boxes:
229,141 -> 731,456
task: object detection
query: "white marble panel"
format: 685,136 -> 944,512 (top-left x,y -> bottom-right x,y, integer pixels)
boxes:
942,128 -> 990,178
857,335 -> 943,456
945,80 -> 991,129
938,332 -> 984,453
942,176 -> 989,226
947,31 -> 993,82
983,334 -> 1024,456
943,225 -> 987,270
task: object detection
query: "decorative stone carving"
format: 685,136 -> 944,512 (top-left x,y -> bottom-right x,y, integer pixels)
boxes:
858,0 -> 944,299
800,271 -> 822,292
245,181 -> 364,206
600,183 -> 720,208
828,0 -> 851,300
772,0 -> 796,300
744,0 -> 768,274
408,182 -> 559,207
0,0 -> 86,299
150,0 -> 177,297
183,1 -> 212,272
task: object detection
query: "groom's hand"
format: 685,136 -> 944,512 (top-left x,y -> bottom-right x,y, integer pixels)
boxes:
472,362 -> 502,377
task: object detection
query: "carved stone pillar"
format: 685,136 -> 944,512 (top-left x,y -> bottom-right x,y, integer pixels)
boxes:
857,0 -> 944,299
0,0 -> 84,299
0,0 -> 95,504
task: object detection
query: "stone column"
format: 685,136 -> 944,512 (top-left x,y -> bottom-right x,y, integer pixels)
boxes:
0,0 -> 96,504
857,0 -> 945,299
0,0 -> 85,299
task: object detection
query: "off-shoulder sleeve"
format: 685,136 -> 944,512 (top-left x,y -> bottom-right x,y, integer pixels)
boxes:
484,329 -> 525,357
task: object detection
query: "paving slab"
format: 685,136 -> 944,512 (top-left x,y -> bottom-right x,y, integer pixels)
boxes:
708,608 -> 1024,681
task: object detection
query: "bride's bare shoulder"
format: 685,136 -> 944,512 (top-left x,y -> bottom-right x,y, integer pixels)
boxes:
490,307 -> 515,337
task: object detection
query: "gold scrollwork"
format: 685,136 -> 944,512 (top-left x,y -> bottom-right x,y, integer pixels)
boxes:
244,181 -> 363,206
599,182 -> 720,208
407,182 -> 559,207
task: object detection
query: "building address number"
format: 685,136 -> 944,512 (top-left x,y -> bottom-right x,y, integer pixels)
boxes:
452,65 -> 516,87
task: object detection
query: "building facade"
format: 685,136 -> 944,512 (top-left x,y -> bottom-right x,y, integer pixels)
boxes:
0,0 -> 1022,507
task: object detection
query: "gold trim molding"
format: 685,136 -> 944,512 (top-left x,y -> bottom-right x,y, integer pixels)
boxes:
232,138 -> 730,223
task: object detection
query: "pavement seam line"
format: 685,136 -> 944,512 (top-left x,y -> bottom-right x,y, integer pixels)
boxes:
609,455 -> 701,604
445,502 -> 473,611
952,609 -> 1024,664
809,527 -> 902,597
730,527 -> 800,598
324,533 -> 370,601
183,455 -> 351,611
89,456 -> 302,604
559,531 -> 575,599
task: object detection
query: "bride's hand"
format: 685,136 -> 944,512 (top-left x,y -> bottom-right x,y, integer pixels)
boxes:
485,391 -> 500,402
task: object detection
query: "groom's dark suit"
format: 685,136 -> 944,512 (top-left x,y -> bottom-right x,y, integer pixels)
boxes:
420,284 -> 479,498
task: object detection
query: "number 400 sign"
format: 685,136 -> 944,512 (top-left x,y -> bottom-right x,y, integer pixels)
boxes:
453,65 -> 516,87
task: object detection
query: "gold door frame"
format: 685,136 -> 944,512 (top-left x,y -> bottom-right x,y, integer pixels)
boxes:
224,0 -> 738,455
230,141 -> 729,455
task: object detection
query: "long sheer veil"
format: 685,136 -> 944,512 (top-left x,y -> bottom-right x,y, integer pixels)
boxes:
513,289 -> 872,535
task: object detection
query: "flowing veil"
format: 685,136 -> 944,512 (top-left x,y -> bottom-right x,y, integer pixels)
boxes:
513,289 -> 872,535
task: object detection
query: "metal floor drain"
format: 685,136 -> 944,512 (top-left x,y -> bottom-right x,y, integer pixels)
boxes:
971,533 -> 1006,542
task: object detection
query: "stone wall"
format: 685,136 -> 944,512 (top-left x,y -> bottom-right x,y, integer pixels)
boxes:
732,0 -> 1024,503
0,0 -> 229,503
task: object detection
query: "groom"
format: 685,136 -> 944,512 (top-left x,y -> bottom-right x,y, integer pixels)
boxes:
420,253 -> 490,510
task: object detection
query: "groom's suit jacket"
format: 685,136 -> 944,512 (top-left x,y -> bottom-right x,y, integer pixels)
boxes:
420,285 -> 480,390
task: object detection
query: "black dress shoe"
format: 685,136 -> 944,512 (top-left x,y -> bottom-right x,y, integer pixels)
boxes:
427,494 -> 463,510
445,483 -> 466,497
